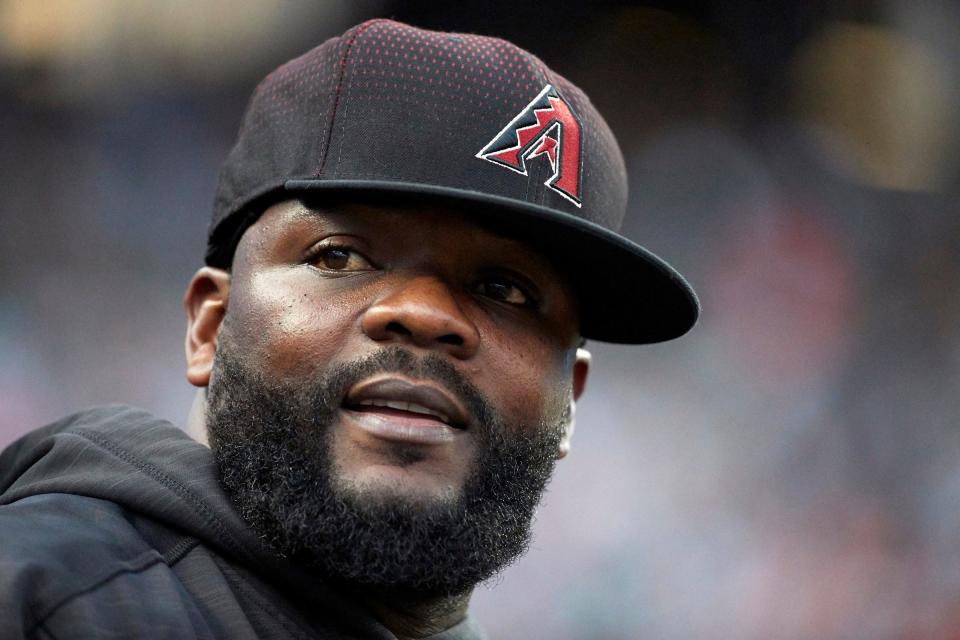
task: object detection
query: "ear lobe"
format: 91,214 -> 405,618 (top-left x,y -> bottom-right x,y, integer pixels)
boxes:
558,347 -> 591,459
572,347 -> 590,401
184,267 -> 230,388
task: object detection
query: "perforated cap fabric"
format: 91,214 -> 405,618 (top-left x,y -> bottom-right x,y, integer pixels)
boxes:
207,19 -> 699,344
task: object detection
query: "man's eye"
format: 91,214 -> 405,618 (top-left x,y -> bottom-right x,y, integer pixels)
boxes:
313,246 -> 373,271
476,279 -> 532,307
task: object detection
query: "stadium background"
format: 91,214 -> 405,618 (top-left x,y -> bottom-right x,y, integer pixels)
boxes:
3,1 -> 960,637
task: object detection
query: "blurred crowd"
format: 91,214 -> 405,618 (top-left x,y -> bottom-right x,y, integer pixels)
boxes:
3,1 -> 960,638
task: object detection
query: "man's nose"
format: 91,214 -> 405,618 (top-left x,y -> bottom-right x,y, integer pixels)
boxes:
360,276 -> 480,359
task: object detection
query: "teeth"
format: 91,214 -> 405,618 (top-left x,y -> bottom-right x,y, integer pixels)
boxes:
357,399 -> 450,424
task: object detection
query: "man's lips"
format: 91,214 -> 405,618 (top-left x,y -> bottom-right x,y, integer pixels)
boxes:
343,376 -> 470,429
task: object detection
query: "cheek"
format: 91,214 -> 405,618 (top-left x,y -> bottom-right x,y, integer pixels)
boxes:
227,269 -> 364,377
476,328 -> 573,425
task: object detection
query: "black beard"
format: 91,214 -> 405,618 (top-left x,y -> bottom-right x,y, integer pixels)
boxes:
205,336 -> 566,597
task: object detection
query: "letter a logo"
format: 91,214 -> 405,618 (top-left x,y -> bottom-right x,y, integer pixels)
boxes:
476,85 -> 583,207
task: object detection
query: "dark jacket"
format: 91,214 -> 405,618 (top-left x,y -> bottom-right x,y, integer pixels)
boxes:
0,406 -> 485,640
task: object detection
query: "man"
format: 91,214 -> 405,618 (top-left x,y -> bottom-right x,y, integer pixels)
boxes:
0,19 -> 697,640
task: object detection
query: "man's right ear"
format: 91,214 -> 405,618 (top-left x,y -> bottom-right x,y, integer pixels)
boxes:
183,267 -> 231,388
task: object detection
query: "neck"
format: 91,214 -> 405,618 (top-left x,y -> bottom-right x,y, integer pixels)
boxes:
348,585 -> 472,639
186,389 -> 210,447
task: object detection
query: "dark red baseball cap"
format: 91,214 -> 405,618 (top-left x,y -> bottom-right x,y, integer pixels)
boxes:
207,19 -> 699,344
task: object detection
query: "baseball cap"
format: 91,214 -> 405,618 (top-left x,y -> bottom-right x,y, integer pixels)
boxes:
207,19 -> 699,344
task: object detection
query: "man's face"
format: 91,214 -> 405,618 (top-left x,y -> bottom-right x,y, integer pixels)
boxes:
187,199 -> 588,593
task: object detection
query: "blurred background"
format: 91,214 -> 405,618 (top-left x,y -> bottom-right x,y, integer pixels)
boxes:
3,0 -> 960,637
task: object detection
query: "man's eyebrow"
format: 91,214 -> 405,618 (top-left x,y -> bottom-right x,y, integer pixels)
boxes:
472,219 -> 522,243
290,200 -> 382,226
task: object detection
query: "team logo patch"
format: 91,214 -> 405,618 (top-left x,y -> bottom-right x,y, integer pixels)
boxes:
476,84 -> 583,207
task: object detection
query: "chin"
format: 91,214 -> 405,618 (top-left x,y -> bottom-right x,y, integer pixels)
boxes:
334,463 -> 465,506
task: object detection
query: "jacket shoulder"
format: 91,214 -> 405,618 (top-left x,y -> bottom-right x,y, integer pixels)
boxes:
0,405 -> 168,495
0,493 -> 202,638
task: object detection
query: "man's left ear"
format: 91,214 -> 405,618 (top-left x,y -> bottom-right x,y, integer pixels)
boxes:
558,347 -> 591,459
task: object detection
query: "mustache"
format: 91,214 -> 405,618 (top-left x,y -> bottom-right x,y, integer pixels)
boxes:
237,346 -> 497,432
325,347 -> 494,425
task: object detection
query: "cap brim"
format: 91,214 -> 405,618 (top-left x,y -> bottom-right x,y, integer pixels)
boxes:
285,179 -> 700,344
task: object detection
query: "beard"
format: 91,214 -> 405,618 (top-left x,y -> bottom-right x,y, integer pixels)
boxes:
205,332 -> 568,597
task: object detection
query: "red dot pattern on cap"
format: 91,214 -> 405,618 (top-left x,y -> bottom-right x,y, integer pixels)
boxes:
343,21 -> 541,127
